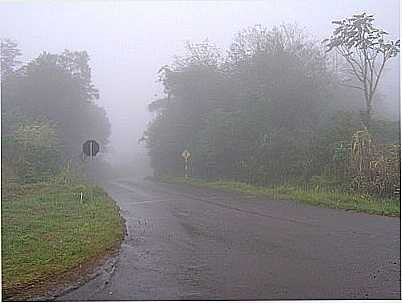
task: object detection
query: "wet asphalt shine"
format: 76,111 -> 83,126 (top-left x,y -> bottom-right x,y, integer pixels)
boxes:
59,178 -> 400,300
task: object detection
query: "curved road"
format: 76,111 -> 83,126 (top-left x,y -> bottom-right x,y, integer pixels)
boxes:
60,178 -> 400,300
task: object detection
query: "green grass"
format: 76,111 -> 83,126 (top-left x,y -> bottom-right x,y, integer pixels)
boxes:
160,176 -> 400,217
1,181 -> 125,300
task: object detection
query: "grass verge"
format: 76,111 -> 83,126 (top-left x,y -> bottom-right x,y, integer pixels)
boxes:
159,176 -> 400,217
1,181 -> 125,300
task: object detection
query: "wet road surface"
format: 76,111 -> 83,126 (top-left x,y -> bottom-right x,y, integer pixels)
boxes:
59,178 -> 400,300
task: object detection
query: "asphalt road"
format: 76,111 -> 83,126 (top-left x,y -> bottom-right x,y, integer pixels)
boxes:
59,178 -> 400,300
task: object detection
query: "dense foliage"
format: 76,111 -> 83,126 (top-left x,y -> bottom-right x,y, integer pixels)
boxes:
144,22 -> 400,197
1,39 -> 111,184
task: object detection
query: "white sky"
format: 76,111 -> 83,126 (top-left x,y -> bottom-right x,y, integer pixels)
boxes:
0,0 -> 400,164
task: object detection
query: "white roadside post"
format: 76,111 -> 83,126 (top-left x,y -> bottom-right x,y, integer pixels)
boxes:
181,149 -> 191,179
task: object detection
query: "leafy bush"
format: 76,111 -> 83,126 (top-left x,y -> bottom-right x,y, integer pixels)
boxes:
3,119 -> 63,184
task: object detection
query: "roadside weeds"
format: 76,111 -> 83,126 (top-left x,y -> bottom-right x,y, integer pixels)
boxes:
158,176 -> 400,217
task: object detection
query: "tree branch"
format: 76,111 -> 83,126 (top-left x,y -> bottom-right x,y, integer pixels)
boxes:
340,82 -> 364,90
336,47 -> 364,82
372,51 -> 387,96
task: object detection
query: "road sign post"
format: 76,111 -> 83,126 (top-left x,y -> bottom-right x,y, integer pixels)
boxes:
83,140 -> 100,160
181,149 -> 191,179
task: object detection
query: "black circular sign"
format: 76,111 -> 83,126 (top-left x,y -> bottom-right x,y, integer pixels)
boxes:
83,140 -> 100,157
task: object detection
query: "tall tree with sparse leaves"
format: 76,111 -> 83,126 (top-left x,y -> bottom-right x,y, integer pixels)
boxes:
323,13 -> 400,129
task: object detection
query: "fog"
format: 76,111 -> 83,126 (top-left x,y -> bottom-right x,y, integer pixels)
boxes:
1,0 -> 399,175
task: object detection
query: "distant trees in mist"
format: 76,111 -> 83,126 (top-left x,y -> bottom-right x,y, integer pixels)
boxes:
1,39 -> 110,183
144,19 -> 400,196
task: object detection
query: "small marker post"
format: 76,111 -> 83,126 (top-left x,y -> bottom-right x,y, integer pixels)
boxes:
181,149 -> 191,179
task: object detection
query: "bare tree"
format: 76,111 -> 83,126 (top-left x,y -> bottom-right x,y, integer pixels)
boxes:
323,13 -> 400,129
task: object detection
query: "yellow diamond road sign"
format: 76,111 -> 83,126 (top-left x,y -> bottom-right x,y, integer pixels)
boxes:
182,149 -> 191,160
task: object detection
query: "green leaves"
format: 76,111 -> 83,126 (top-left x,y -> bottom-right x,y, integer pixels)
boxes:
146,21 -> 398,193
9,120 -> 62,183
2,46 -> 110,163
2,42 -> 111,185
15,120 -> 59,148
145,24 -> 338,182
325,12 -> 398,54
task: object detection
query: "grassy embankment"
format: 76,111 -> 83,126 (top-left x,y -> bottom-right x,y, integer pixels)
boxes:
2,181 -> 125,300
160,176 -> 400,217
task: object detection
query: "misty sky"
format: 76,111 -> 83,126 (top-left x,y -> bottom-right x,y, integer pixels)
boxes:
1,0 -> 400,165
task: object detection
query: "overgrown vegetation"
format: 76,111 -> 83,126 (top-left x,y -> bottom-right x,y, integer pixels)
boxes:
143,14 -> 400,201
1,39 -> 111,181
160,176 -> 400,217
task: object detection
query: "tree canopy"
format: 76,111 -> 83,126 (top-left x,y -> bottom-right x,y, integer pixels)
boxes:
144,21 -> 399,195
2,42 -> 111,183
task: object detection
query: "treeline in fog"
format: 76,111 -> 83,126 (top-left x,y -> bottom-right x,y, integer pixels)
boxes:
144,19 -> 400,197
1,39 -> 111,184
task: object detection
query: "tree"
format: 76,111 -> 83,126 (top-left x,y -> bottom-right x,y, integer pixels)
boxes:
3,50 -> 110,160
145,41 -> 226,176
145,24 -> 340,181
226,24 -> 333,130
324,13 -> 400,129
0,38 -> 21,79
2,42 -> 111,184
